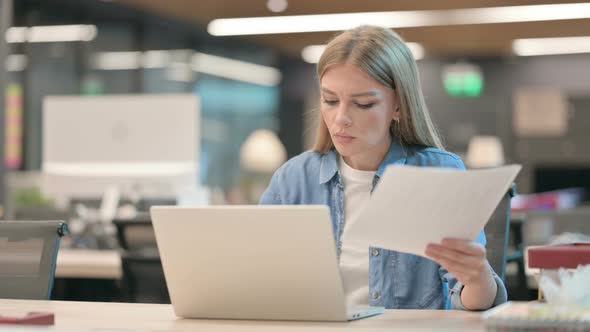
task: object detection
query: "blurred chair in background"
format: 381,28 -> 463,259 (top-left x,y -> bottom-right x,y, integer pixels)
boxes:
466,137 -> 528,297
466,135 -> 505,169
239,129 -> 287,204
113,214 -> 169,303
120,251 -> 169,304
0,221 -> 68,299
484,184 -> 517,281
114,213 -> 156,252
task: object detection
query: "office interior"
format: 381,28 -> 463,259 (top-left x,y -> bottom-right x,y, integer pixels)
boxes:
1,0 -> 589,312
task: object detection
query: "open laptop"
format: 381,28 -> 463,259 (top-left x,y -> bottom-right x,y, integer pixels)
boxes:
150,205 -> 384,321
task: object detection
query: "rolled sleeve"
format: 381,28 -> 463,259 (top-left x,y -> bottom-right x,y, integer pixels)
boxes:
447,267 -> 508,310
442,229 -> 508,310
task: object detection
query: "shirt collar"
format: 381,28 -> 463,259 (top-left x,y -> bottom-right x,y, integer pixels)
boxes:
318,137 -> 408,184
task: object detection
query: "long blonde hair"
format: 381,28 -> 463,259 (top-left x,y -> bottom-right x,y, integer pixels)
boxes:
313,25 -> 444,153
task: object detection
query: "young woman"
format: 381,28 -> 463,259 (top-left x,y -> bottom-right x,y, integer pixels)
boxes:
260,25 -> 506,310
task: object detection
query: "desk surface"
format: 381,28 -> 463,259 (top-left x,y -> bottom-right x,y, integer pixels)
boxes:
0,299 -> 486,331
55,249 -> 122,279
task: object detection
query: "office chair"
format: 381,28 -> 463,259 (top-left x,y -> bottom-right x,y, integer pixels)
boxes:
484,184 -> 517,281
121,248 -> 170,304
113,213 -> 155,251
0,221 -> 68,299
113,216 -> 169,303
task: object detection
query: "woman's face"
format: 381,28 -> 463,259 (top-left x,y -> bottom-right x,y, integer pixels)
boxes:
320,63 -> 400,169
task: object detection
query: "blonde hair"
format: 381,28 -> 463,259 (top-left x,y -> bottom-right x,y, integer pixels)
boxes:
313,25 -> 444,153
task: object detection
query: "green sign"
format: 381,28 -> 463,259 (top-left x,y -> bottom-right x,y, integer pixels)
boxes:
443,68 -> 484,98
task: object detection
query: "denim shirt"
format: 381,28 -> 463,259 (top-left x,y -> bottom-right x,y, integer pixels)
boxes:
259,138 -> 508,310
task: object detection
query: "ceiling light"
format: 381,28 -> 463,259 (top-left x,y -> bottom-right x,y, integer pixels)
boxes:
209,12 -> 429,36
5,27 -> 27,43
301,42 -> 424,64
93,51 -> 142,70
191,52 -> 282,86
406,43 -> 424,61
89,49 -> 282,86
166,62 -> 195,82
512,36 -> 590,56
143,49 -> 192,69
6,25 -> 97,43
208,3 -> 590,36
142,50 -> 171,68
5,54 -> 27,72
267,0 -> 288,13
301,45 -> 326,64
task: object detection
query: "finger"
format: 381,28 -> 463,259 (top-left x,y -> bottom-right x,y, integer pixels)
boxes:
426,255 -> 473,284
427,249 -> 493,286
426,244 -> 485,269
430,254 -> 488,285
426,252 -> 471,274
425,249 -> 483,275
440,238 -> 486,258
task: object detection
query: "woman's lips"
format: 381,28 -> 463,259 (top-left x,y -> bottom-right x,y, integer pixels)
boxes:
334,134 -> 354,144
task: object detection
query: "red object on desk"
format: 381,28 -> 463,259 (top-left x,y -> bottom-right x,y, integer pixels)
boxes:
528,243 -> 590,269
0,312 -> 54,325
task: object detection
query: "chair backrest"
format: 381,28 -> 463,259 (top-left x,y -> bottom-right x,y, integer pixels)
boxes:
121,249 -> 170,304
113,214 -> 156,251
113,215 -> 169,303
484,184 -> 516,281
0,221 -> 68,299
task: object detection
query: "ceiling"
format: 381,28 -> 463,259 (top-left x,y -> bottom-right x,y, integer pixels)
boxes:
117,0 -> 590,58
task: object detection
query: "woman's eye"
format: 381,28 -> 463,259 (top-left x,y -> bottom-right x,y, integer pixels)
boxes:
322,99 -> 338,106
356,102 -> 375,109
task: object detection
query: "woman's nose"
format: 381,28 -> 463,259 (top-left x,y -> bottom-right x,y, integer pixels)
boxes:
334,105 -> 352,127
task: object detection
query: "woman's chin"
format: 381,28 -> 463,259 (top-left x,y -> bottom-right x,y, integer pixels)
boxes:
333,144 -> 359,157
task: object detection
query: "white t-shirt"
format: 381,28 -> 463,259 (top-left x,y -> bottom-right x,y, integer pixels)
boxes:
338,157 -> 375,307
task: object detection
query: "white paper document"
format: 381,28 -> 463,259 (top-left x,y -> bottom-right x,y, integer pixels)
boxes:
344,165 -> 522,258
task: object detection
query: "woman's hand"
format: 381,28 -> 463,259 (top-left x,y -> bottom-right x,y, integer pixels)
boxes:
425,238 -> 489,286
425,238 -> 497,310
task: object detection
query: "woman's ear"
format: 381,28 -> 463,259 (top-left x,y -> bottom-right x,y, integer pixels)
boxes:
393,106 -> 401,121
392,91 -> 402,121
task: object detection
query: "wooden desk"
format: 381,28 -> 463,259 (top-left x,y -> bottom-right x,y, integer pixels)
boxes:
0,299 -> 486,331
55,249 -> 122,279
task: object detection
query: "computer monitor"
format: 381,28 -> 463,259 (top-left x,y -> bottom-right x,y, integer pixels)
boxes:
534,166 -> 589,202
41,94 -> 202,207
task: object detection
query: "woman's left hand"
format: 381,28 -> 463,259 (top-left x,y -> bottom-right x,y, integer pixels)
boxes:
425,238 -> 498,310
425,238 -> 492,287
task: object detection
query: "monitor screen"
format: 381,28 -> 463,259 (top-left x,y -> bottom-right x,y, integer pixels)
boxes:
534,166 -> 590,202
41,94 -> 200,203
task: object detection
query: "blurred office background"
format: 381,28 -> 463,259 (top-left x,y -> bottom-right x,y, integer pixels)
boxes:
1,0 -> 589,303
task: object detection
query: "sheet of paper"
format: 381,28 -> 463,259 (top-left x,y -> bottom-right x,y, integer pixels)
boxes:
344,164 -> 521,258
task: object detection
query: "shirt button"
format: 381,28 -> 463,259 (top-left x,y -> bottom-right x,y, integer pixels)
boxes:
373,291 -> 380,299
372,249 -> 379,257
